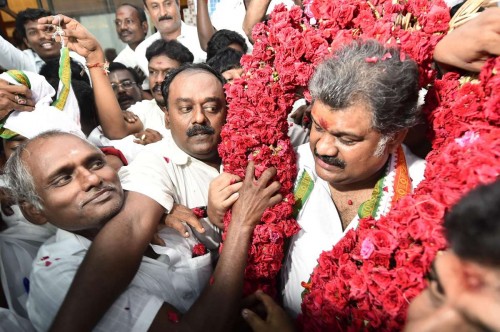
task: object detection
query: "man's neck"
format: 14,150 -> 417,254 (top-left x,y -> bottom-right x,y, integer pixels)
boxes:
128,39 -> 144,51
203,157 -> 222,172
160,26 -> 182,41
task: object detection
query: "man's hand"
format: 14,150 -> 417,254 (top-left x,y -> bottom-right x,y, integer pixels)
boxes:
230,162 -> 282,230
207,172 -> 242,229
242,290 -> 295,332
133,128 -> 162,145
38,15 -> 103,63
162,203 -> 205,238
122,110 -> 139,123
434,8 -> 500,73
0,79 -> 35,120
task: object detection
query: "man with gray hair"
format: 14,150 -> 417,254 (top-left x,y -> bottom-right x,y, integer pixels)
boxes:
281,40 -> 426,317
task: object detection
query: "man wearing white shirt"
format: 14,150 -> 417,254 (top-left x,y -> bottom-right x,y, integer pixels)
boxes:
281,40 -> 426,317
113,4 -> 148,69
136,0 -> 206,89
0,8 -> 86,73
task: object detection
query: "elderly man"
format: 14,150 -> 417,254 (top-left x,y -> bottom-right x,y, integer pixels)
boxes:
113,3 -> 148,69
6,131 -> 281,331
135,0 -> 206,89
281,40 -> 426,317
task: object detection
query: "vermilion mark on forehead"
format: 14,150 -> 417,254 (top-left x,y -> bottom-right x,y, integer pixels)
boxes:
318,117 -> 331,129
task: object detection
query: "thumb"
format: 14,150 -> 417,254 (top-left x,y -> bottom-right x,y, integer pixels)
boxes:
242,308 -> 265,331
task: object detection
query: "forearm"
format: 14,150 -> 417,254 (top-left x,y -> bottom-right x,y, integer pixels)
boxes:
196,0 -> 216,51
0,35 -> 37,72
49,192 -> 164,332
243,0 -> 271,42
86,49 -> 135,139
180,221 -> 254,331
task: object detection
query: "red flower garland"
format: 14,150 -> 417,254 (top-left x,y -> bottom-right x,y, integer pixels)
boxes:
219,0 -> 450,297
298,57 -> 500,330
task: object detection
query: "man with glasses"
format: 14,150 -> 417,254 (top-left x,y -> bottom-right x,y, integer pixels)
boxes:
108,62 -> 143,111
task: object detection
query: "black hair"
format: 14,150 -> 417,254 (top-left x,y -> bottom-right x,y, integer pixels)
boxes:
445,179 -> 500,266
15,8 -> 53,39
146,39 -> 194,64
108,62 -> 141,85
39,58 -> 90,86
206,47 -> 243,74
39,59 -> 97,136
206,29 -> 247,61
117,3 -> 147,23
161,63 -> 225,109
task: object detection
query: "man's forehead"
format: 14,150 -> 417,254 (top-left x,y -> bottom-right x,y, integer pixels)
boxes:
110,70 -> 134,82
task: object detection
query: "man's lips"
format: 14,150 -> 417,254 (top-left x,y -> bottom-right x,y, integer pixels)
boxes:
80,187 -> 114,207
40,41 -> 55,49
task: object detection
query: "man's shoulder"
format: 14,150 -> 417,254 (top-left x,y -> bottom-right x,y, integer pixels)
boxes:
135,32 -> 161,55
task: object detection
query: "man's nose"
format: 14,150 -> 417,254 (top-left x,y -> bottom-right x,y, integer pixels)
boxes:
78,168 -> 102,191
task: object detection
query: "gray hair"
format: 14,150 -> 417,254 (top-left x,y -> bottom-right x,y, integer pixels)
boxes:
309,40 -> 420,135
4,131 -> 93,210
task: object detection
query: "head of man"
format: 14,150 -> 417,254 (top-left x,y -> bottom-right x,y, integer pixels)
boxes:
206,47 -> 244,84
5,131 -> 124,238
406,180 -> 500,331
161,64 -> 226,166
146,39 -> 193,107
115,3 -> 148,50
16,8 -> 60,62
108,62 -> 143,110
308,40 -> 419,189
206,29 -> 248,61
143,0 -> 181,38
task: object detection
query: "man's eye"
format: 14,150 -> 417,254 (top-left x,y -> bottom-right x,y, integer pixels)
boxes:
338,138 -> 355,145
125,19 -> 134,25
90,160 -> 105,170
54,175 -> 72,187
204,106 -> 218,113
313,124 -> 323,132
180,106 -> 192,113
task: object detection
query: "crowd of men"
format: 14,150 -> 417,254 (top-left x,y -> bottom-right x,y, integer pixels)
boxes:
0,0 -> 499,331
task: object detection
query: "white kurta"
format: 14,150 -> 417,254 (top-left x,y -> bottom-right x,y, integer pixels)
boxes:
282,143 -> 426,317
27,228 -> 213,332
119,135 -> 222,250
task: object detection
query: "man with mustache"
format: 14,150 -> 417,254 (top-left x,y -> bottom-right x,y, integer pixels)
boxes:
108,62 -> 143,112
90,39 -> 193,157
135,0 -> 206,89
281,40 -> 427,317
5,130 -> 281,331
113,3 -> 148,70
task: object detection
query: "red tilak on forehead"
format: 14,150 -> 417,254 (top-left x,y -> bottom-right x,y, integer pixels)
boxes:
318,117 -> 330,129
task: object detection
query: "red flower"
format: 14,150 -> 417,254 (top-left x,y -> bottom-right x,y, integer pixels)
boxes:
192,243 -> 207,257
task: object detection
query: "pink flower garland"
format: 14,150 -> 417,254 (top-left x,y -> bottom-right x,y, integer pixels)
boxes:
298,57 -> 500,330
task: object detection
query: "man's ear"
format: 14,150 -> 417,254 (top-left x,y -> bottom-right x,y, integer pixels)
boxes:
387,129 -> 408,153
19,202 -> 47,225
142,21 -> 148,34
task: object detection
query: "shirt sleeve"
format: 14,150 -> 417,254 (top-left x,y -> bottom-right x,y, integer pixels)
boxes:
119,149 -> 175,212
0,36 -> 37,72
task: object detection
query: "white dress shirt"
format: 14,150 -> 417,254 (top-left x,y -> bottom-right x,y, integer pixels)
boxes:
113,44 -> 139,69
27,228 -> 213,331
281,143 -> 426,317
119,135 -> 222,250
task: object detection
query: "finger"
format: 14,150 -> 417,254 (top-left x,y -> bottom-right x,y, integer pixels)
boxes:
258,167 -> 277,186
255,290 -> 278,314
241,308 -> 266,330
267,193 -> 283,207
221,191 -> 240,209
244,161 -> 256,183
133,138 -> 147,145
220,181 -> 243,201
5,85 -> 33,100
164,217 -> 190,237
183,215 -> 205,234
